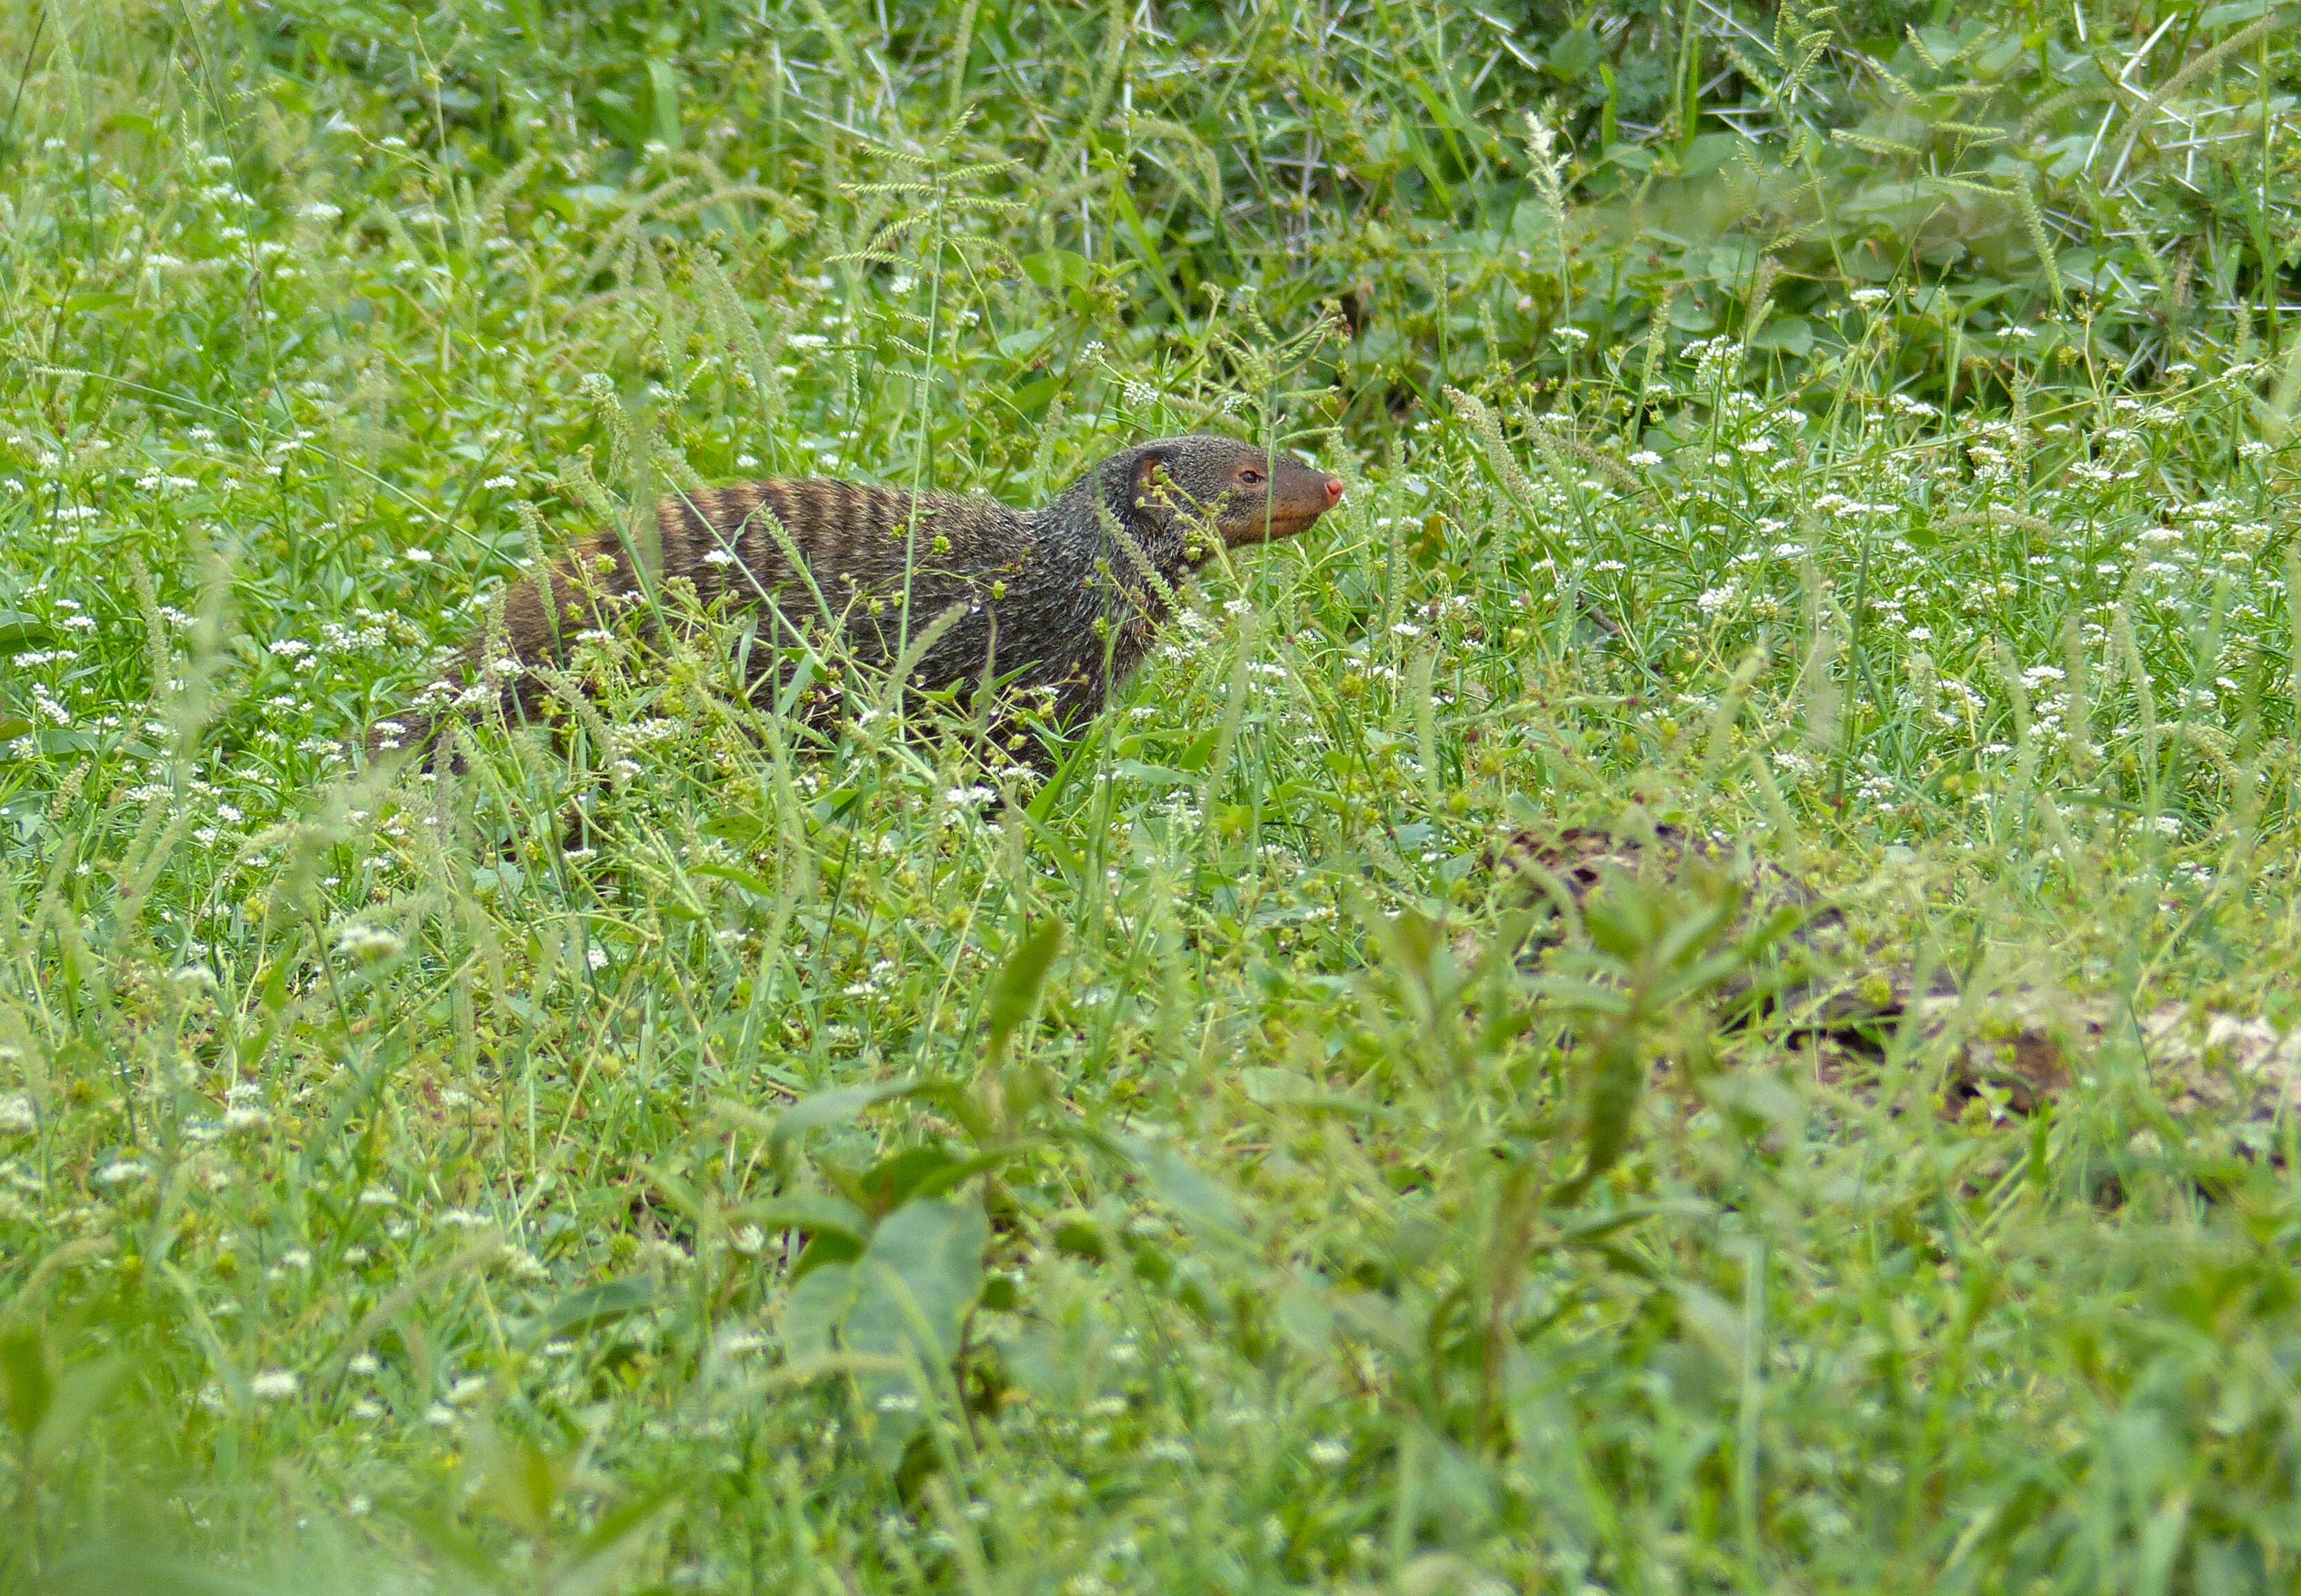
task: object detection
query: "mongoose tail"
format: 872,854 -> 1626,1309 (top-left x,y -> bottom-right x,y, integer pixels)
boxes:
370,434 -> 1345,762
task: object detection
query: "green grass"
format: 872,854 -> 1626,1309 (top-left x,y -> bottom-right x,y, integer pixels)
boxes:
6,1 -> 2301,1591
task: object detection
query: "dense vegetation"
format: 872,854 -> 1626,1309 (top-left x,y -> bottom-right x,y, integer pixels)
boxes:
4,0 -> 2301,1590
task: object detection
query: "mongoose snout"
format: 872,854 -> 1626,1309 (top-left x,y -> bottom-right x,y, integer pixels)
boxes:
1140,445 -> 1345,546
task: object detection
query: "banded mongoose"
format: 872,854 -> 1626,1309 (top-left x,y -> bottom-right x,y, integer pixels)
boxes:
370,434 -> 1345,761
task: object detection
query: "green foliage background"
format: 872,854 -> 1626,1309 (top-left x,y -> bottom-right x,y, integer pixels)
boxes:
3,0 -> 2301,1591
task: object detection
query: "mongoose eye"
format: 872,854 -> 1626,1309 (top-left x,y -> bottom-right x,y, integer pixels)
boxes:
1238,468 -> 1265,486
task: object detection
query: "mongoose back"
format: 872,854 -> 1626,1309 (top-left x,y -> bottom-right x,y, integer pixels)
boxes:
369,434 -> 1345,761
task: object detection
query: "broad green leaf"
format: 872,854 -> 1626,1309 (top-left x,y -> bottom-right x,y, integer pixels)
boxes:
531,1277 -> 655,1342
842,1198 -> 989,1371
1025,718 -> 1105,823
559,1486 -> 682,1596
782,1259 -> 858,1363
0,611 -> 59,650
385,1504 -> 501,1582
1275,1280 -> 1336,1351
742,1192 -> 871,1242
1021,248 -> 1093,288
645,58 -> 681,150
1546,27 -> 1602,83
30,1357 -> 125,1475
856,1145 -> 968,1214
770,1077 -> 932,1152
0,1326 -> 53,1438
781,1198 -> 990,1466
1564,1029 -> 1645,1203
475,1426 -> 572,1537
1169,727 -> 1218,772
986,919 -> 1063,1056
1116,1134 -> 1247,1239
1749,315 -> 1813,355
1107,758 -> 1194,788
780,1198 -> 988,1376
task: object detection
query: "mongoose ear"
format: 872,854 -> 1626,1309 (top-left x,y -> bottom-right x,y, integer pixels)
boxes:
1131,444 -> 1178,500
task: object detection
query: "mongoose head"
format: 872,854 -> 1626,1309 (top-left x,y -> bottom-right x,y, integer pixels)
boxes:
1116,434 -> 1346,551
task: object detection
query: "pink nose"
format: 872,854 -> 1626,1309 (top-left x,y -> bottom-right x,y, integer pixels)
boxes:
1323,477 -> 1345,504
